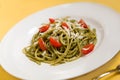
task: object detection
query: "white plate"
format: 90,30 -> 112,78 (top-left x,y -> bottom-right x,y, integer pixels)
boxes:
0,2 -> 120,80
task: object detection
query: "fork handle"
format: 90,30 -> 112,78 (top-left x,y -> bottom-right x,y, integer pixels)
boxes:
92,69 -> 118,80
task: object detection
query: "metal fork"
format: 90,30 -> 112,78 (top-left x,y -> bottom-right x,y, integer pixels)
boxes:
92,65 -> 120,80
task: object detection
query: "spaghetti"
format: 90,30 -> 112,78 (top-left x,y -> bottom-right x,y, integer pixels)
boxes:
23,17 -> 97,65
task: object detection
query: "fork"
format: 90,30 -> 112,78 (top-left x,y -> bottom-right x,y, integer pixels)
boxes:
92,65 -> 120,80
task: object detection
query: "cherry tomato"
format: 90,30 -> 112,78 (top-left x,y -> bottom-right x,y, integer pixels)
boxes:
61,22 -> 69,29
38,38 -> 47,51
49,18 -> 55,23
39,24 -> 50,32
78,19 -> 88,28
50,37 -> 62,48
81,44 -> 94,55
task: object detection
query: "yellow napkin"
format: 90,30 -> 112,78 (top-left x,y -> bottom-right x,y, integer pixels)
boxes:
0,0 -> 120,80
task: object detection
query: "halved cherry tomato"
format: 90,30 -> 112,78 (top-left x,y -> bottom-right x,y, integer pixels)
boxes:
61,22 -> 69,29
81,44 -> 94,55
78,19 -> 88,28
49,18 -> 55,23
38,38 -> 47,51
50,37 -> 62,48
39,24 -> 50,33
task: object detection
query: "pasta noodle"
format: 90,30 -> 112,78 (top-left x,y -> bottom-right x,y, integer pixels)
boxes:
23,17 -> 97,65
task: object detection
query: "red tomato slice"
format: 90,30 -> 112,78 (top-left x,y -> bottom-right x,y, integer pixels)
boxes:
39,24 -> 50,32
61,22 -> 69,29
49,18 -> 55,23
78,19 -> 88,28
50,37 -> 62,48
81,44 -> 94,55
38,38 -> 47,51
